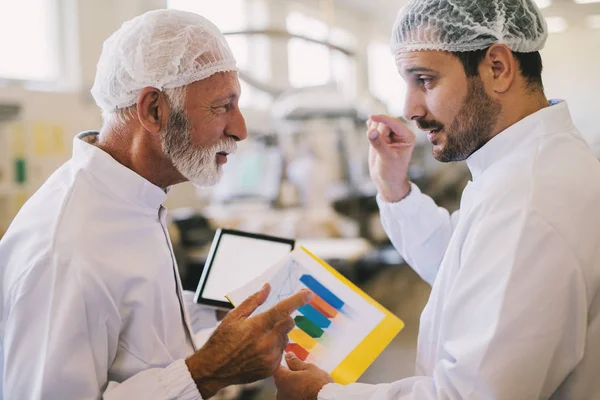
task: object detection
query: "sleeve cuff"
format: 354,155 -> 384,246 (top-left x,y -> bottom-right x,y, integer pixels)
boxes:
160,359 -> 203,400
376,182 -> 423,220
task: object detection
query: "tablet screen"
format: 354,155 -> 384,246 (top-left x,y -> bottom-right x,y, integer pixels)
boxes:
197,230 -> 294,306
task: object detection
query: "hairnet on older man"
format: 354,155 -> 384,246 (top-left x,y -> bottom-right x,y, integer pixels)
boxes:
91,9 -> 238,113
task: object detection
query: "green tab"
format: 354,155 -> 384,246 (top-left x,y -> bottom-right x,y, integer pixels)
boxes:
294,316 -> 324,338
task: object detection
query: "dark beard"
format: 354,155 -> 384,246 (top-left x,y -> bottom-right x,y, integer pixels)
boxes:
433,77 -> 501,163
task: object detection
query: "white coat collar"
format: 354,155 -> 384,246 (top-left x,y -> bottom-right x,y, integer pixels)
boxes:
466,100 -> 575,181
71,131 -> 168,210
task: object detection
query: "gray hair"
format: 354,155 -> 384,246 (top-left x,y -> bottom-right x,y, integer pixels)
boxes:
101,86 -> 187,130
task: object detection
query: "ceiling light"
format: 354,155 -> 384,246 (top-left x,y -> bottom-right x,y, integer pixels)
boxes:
545,16 -> 568,33
535,0 -> 552,8
587,15 -> 600,29
574,0 -> 600,4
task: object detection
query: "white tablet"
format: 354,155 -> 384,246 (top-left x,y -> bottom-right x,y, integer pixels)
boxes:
194,229 -> 295,309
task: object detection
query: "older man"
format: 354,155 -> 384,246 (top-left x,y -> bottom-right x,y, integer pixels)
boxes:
274,0 -> 600,399
0,9 -> 311,399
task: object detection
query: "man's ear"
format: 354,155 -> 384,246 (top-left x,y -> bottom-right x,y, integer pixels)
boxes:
136,87 -> 165,133
479,44 -> 517,94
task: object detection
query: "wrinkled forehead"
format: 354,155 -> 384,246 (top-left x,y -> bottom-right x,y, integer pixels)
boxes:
186,71 -> 241,99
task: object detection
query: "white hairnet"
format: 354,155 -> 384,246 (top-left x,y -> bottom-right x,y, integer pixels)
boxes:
91,9 -> 237,112
391,0 -> 548,54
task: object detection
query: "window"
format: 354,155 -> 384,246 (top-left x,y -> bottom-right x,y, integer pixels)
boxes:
330,28 -> 356,97
287,12 -> 330,88
168,0 -> 271,109
288,38 -> 332,88
368,41 -> 407,116
0,0 -> 61,81
286,12 -> 356,94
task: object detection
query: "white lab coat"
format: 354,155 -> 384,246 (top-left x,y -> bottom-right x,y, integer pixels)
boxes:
0,133 -> 217,399
319,101 -> 600,399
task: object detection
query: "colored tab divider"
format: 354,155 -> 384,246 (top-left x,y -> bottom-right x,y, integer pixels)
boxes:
289,328 -> 317,350
294,316 -> 324,338
298,304 -> 332,329
300,274 -> 344,310
288,274 -> 348,368
310,295 -> 338,319
285,343 -> 309,361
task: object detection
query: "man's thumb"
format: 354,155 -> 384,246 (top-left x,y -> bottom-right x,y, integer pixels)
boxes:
367,124 -> 386,150
285,352 -> 309,371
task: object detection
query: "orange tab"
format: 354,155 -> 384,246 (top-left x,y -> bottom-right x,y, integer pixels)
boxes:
310,294 -> 338,318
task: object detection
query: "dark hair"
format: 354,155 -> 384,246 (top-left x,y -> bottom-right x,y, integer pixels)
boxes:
451,49 -> 544,91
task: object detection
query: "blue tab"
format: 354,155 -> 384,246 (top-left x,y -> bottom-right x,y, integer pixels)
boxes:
300,274 -> 344,310
298,304 -> 332,328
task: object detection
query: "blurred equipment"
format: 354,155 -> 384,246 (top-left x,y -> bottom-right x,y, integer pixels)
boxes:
211,137 -> 284,205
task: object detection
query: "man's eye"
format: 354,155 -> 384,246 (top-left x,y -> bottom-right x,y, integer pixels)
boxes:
416,76 -> 433,88
213,103 -> 231,113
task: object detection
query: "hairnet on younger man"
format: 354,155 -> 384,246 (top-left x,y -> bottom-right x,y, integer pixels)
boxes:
391,0 -> 548,54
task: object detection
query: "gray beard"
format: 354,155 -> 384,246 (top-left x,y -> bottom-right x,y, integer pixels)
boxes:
161,110 -> 236,187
